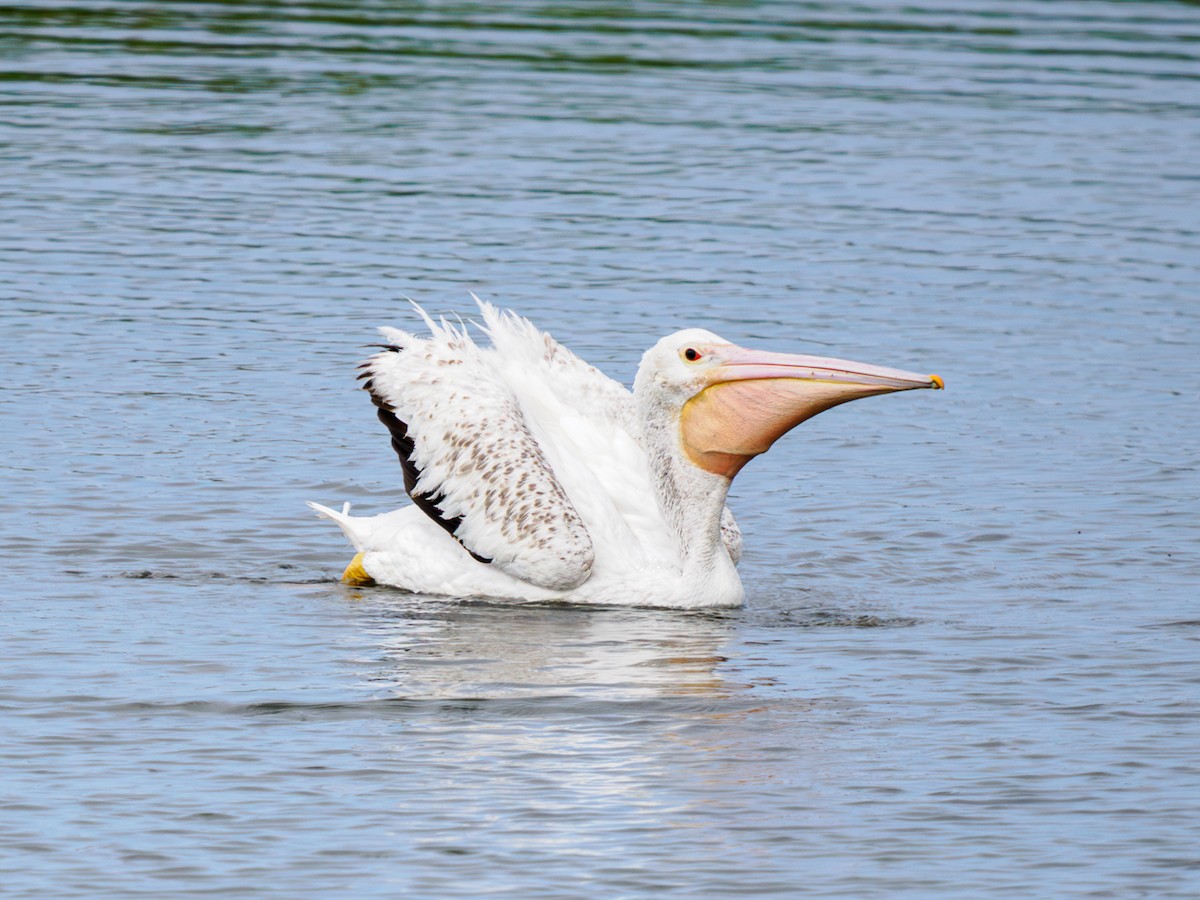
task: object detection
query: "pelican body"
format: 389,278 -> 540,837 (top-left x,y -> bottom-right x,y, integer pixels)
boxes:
311,301 -> 942,608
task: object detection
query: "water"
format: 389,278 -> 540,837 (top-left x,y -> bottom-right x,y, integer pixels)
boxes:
2,0 -> 1199,895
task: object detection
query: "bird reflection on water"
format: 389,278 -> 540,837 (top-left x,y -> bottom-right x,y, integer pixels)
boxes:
332,587 -> 827,844
343,589 -> 746,703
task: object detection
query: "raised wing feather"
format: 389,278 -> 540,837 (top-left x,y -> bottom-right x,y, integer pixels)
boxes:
359,309 -> 595,591
474,301 -> 743,566
475,299 -> 634,428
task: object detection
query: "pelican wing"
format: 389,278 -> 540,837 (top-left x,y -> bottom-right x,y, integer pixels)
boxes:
359,309 -> 596,591
474,299 -> 635,429
475,300 -> 744,568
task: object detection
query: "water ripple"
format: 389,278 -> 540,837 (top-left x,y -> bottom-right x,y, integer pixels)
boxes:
2,0 -> 1199,897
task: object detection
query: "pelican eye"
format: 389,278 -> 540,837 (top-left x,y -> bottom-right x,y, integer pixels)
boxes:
683,348 -> 702,362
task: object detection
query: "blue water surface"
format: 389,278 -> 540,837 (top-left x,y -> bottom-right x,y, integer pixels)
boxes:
1,1 -> 1198,896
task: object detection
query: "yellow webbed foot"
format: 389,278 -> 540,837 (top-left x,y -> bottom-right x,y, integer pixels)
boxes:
341,552 -> 375,586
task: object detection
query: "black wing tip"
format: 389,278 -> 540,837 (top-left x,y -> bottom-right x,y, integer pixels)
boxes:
370,400 -> 492,566
361,377 -> 396,413
357,342 -> 491,567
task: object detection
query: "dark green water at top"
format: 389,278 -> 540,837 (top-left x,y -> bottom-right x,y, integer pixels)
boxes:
2,1 -> 1199,896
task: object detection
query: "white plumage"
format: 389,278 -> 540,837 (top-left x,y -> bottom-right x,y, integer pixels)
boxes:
311,299 -> 941,608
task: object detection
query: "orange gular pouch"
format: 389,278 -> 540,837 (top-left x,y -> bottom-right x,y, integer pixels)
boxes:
680,378 -> 893,479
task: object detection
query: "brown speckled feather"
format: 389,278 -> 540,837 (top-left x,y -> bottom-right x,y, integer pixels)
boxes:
359,312 -> 596,591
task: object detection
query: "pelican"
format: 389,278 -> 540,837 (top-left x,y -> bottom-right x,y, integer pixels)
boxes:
310,300 -> 942,608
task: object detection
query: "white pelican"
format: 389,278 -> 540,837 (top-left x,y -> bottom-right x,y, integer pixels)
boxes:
310,300 -> 942,608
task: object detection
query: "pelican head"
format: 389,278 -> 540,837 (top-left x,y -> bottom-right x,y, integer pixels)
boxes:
636,328 -> 943,479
